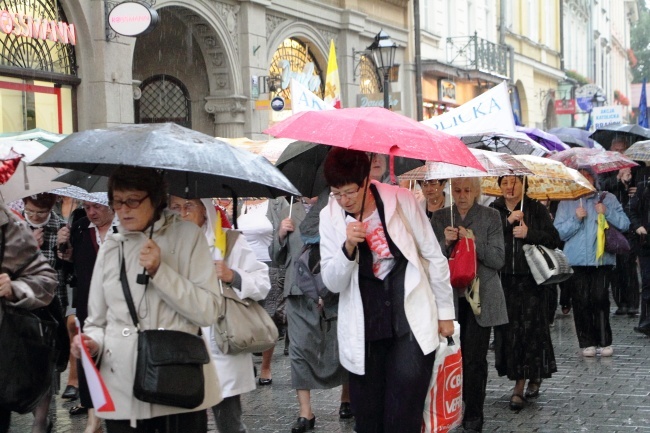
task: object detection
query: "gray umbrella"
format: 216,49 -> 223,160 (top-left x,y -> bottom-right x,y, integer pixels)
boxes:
53,170 -> 108,193
31,123 -> 300,199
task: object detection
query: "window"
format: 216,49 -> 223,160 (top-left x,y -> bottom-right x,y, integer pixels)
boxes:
135,75 -> 191,128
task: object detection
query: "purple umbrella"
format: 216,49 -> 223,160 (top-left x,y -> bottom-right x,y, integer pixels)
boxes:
548,127 -> 598,148
516,126 -> 569,152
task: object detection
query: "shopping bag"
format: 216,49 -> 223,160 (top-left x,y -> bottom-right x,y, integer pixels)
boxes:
448,230 -> 477,290
422,322 -> 463,433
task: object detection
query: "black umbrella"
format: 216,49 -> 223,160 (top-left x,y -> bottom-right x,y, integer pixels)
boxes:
31,123 -> 300,199
552,133 -> 588,148
589,124 -> 650,150
54,170 -> 108,192
275,142 -> 424,197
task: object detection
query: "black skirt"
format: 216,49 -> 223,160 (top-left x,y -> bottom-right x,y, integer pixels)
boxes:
495,274 -> 557,381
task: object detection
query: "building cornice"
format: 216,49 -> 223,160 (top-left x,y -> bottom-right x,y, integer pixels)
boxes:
513,53 -> 566,81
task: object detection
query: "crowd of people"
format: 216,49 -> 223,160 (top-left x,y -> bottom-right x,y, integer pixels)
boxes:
1,138 -> 649,433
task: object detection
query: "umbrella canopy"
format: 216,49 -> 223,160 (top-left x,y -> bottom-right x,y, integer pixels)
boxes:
548,127 -> 599,148
53,170 -> 108,193
32,123 -> 300,199
0,140 -> 67,203
458,131 -> 550,156
50,185 -> 108,206
399,149 -> 533,181
516,126 -> 569,152
589,124 -> 650,150
623,140 -> 650,163
551,133 -> 588,148
264,107 -> 485,171
0,128 -> 66,148
274,141 -> 423,197
548,148 -> 638,174
218,137 -> 297,164
481,155 -> 596,200
0,150 -> 21,185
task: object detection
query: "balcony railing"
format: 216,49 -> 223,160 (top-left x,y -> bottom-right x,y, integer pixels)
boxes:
446,32 -> 509,78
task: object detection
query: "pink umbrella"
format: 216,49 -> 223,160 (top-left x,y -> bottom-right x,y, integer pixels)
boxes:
548,148 -> 638,174
264,107 -> 485,171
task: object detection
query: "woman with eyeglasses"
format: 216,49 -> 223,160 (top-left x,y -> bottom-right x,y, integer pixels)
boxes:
418,179 -> 450,219
169,195 -> 270,433
71,167 -> 222,433
319,148 -> 455,433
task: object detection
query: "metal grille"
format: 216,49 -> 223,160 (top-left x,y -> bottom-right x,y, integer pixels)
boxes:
0,0 -> 77,75
359,55 -> 380,94
136,75 -> 191,128
269,38 -> 323,101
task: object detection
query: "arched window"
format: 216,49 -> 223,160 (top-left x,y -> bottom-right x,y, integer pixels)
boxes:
269,38 -> 323,101
135,75 -> 191,128
0,0 -> 77,75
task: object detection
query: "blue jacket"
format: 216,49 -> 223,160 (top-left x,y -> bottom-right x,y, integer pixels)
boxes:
554,192 -> 630,266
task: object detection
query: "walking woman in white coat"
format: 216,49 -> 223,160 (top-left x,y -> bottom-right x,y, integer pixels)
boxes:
169,196 -> 270,433
319,148 -> 455,433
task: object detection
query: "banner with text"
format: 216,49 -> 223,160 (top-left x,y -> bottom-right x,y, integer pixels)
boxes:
290,79 -> 334,113
421,82 -> 515,134
592,106 -> 623,129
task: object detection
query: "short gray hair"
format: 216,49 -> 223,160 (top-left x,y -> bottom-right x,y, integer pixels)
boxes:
450,177 -> 482,204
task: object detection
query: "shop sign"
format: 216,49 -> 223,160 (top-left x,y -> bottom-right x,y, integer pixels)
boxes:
439,79 -> 457,104
592,106 -> 622,129
575,84 -> 603,113
108,2 -> 159,37
356,92 -> 402,111
554,99 -> 576,115
0,10 -> 76,45
271,96 -> 285,112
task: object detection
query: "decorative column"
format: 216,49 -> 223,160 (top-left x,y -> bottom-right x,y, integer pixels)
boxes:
205,95 -> 247,138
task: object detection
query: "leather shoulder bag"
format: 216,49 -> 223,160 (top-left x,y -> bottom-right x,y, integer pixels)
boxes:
120,256 -> 210,409
212,230 -> 279,355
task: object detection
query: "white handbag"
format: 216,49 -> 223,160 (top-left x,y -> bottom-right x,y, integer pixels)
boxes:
522,244 -> 574,285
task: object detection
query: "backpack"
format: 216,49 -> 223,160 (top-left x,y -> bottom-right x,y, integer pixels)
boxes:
294,243 -> 329,303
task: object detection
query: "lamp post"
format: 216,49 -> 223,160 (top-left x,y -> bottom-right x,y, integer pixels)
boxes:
368,30 -> 397,109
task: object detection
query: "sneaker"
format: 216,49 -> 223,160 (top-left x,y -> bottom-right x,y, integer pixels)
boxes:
600,346 -> 613,357
582,346 -> 597,357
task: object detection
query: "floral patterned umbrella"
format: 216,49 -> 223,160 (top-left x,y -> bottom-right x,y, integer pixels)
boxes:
481,155 -> 596,200
548,148 -> 638,174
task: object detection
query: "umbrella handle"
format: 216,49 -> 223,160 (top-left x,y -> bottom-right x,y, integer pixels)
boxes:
136,223 -> 155,285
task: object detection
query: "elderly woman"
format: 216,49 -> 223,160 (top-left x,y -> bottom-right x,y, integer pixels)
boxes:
554,167 -> 629,358
419,179 -> 450,218
431,177 -> 507,433
490,176 -> 560,410
0,201 -> 57,433
71,167 -> 222,433
169,195 -> 270,433
319,148 -> 455,433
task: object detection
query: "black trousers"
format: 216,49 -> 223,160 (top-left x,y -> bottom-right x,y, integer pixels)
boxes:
348,332 -> 435,433
571,266 -> 613,348
612,252 -> 640,311
105,410 -> 207,433
0,407 -> 9,433
637,256 -> 650,329
458,297 -> 492,433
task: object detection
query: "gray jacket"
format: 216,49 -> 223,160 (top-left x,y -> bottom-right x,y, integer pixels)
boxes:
431,203 -> 508,327
268,199 -> 308,297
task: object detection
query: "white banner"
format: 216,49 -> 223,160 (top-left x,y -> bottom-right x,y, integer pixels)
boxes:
422,81 -> 515,134
290,79 -> 334,113
592,106 -> 623,129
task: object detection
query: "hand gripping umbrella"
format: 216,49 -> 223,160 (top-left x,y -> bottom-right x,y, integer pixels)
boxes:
31,123 -> 300,199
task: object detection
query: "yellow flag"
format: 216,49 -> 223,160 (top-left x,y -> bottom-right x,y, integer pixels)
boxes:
214,210 -> 226,258
324,40 -> 341,109
596,213 -> 608,260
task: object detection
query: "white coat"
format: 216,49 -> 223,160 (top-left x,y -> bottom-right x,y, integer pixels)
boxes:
319,181 -> 455,375
199,199 -> 270,398
84,210 -> 223,425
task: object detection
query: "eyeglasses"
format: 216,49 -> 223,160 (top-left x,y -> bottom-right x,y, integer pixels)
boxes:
169,202 -> 199,214
109,194 -> 150,210
24,209 -> 49,218
329,186 -> 361,201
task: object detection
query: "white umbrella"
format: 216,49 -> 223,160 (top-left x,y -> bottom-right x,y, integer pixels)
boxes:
49,185 -> 108,206
0,140 -> 67,203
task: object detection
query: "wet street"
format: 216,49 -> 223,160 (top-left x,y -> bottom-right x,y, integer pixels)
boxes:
8,301 -> 650,433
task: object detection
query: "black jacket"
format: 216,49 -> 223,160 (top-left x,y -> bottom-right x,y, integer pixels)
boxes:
490,196 -> 561,275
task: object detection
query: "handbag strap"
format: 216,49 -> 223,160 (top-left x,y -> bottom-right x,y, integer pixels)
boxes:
119,256 -> 139,328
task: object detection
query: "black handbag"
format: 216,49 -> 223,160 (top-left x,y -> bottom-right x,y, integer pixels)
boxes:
119,257 -> 210,409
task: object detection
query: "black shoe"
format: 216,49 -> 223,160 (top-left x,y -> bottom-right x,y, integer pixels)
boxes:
509,393 -> 527,411
69,405 -> 88,416
61,385 -> 79,400
339,402 -> 353,419
258,377 -> 273,386
634,326 -> 650,336
524,380 -> 541,399
291,416 -> 315,433
615,306 -> 629,315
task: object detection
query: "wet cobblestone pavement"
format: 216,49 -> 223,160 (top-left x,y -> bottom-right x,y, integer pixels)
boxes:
8,301 -> 650,432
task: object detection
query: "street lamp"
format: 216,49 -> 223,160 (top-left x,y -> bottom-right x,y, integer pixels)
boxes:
367,30 -> 397,109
